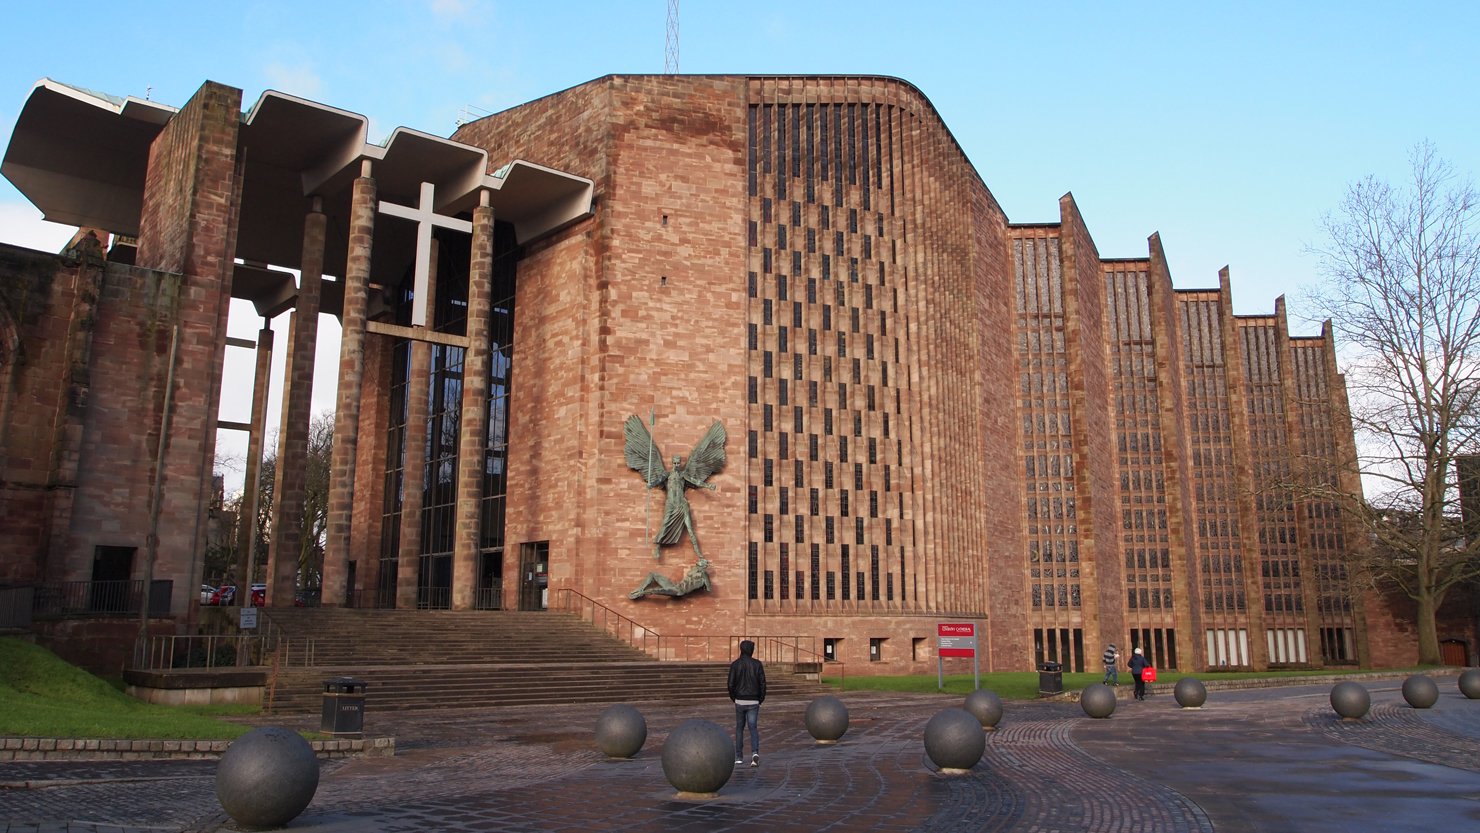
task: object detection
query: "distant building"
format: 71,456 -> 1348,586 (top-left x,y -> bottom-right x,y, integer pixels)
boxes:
0,74 -> 1436,672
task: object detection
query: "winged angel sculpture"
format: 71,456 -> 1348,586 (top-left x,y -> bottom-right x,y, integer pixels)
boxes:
624,415 -> 727,561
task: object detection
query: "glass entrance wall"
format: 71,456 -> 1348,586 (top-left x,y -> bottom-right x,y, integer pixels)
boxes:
379,222 -> 519,609
480,224 -> 518,607
377,340 -> 411,609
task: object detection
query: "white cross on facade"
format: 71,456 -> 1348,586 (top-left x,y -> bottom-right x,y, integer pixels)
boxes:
379,181 -> 473,327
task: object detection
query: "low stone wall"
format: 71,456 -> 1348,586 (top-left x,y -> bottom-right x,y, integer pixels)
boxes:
123,667 -> 266,707
1156,668 -> 1460,695
0,735 -> 395,762
1044,668 -> 1460,701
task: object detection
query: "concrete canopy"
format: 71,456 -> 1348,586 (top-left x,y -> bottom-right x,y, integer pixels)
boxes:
0,80 -> 175,235
2,79 -> 594,316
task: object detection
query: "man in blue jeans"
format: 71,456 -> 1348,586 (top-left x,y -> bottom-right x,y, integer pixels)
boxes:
727,639 -> 767,766
1101,643 -> 1120,685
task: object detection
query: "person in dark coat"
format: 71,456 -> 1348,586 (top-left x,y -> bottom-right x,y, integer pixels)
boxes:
727,639 -> 767,766
1128,647 -> 1150,700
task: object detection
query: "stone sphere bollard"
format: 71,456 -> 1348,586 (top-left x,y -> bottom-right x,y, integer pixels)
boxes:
1330,681 -> 1371,720
1174,677 -> 1208,709
923,707 -> 986,773
805,695 -> 850,743
595,704 -> 647,758
963,688 -> 1003,730
1459,669 -> 1480,699
660,719 -> 734,796
1080,683 -> 1117,718
1401,675 -> 1439,709
215,726 -> 320,829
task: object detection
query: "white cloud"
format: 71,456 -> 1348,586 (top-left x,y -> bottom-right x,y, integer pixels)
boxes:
429,0 -> 474,22
263,60 -> 323,99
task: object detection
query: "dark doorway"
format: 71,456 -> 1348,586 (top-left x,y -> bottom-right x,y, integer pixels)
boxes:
1033,627 -> 1086,673
1441,639 -> 1468,667
519,541 -> 548,611
90,546 -> 134,612
418,553 -> 452,609
476,549 -> 503,609
375,558 -> 398,609
1130,627 -> 1178,671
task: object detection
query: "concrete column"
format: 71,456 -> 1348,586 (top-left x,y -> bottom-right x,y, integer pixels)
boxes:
265,205 -> 325,606
234,323 -> 274,590
348,336 -> 391,606
396,239 -> 439,609
452,195 -> 494,610
322,163 -> 376,606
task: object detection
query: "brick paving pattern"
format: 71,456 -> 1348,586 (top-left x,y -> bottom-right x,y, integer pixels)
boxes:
1305,695 -> 1480,772
0,760 -> 221,831
2,681 -> 1478,832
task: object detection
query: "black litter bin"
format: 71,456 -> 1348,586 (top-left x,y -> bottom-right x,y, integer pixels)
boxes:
1038,661 -> 1064,695
321,677 -> 367,738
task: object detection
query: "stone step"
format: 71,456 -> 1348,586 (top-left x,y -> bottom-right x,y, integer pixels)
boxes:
255,608 -> 829,714
265,661 -> 825,713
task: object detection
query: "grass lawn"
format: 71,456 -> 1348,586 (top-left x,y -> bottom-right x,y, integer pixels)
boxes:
825,665 -> 1433,700
0,637 -> 257,739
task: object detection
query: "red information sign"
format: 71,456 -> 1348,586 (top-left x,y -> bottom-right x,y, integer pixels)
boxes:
937,622 -> 977,658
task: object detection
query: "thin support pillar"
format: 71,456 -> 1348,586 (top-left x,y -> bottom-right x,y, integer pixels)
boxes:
396,239 -> 439,609
323,163 -> 376,606
264,205 -> 325,607
234,323 -> 274,591
452,195 -> 494,610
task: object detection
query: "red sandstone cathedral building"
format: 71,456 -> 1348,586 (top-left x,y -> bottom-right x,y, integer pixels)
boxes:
0,74 -> 1444,673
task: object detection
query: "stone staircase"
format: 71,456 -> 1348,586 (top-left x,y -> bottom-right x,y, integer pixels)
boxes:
257,607 -> 827,714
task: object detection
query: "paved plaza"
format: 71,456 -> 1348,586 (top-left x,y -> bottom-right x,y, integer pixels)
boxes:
2,676 -> 1478,832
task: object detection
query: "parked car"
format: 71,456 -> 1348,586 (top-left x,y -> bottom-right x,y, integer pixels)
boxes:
208,583 -> 269,606
201,585 -> 215,604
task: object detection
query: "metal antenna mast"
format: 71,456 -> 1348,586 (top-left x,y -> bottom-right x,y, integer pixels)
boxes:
665,0 -> 680,73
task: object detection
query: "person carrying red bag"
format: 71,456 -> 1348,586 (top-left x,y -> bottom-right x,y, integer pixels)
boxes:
1128,647 -> 1151,701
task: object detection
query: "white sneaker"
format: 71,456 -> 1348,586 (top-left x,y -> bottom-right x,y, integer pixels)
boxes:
751,754 -> 759,767
734,757 -> 743,765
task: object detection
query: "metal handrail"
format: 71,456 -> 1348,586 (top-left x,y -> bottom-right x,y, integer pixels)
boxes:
551,587 -> 664,656
257,608 -> 316,667
132,634 -> 266,670
131,609 -> 317,670
549,588 -> 844,684
33,579 -> 172,617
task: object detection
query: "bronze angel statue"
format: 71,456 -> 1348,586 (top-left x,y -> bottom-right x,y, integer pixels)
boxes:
624,415 -> 727,561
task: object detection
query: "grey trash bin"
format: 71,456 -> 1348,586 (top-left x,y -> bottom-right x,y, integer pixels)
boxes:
321,677 -> 367,738
1038,661 -> 1063,695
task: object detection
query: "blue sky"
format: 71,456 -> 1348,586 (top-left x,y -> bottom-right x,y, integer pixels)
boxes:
2,1 -> 1476,490
3,1 -> 1475,314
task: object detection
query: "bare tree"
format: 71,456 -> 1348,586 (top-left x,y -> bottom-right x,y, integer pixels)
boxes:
241,412 -> 335,592
1309,142 -> 1480,665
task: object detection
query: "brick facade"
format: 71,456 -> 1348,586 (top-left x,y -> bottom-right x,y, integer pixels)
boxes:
3,73 -> 1452,675
439,75 -> 1391,672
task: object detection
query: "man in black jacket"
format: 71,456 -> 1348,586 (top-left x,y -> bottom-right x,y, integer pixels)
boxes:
727,639 -> 767,767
